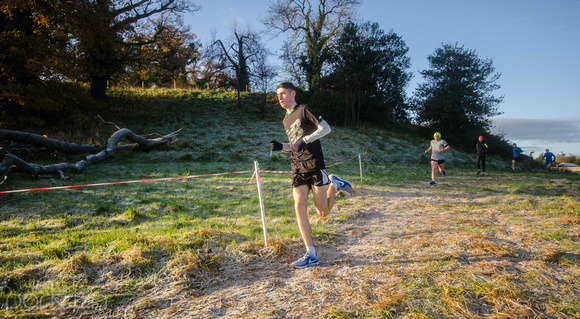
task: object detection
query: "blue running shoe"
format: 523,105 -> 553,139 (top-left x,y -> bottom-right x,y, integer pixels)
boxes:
442,170 -> 447,176
430,180 -> 436,185
330,174 -> 353,193
293,252 -> 319,269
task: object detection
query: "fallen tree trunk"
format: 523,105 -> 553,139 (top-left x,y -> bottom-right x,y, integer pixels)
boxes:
0,128 -> 181,181
0,129 -> 104,154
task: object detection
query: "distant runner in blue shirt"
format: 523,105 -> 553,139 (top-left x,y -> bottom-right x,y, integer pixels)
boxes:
543,149 -> 556,172
511,143 -> 524,172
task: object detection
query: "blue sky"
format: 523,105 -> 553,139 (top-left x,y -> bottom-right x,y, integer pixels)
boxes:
185,0 -> 580,156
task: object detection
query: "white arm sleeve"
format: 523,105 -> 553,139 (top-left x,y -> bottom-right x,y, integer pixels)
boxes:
303,120 -> 331,144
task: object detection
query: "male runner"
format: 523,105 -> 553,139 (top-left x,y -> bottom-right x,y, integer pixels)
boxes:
511,143 -> 524,171
476,135 -> 488,175
270,82 -> 353,269
543,149 -> 556,172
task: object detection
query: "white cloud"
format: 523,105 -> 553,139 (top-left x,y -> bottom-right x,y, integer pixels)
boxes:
492,118 -> 580,143
492,118 -> 580,156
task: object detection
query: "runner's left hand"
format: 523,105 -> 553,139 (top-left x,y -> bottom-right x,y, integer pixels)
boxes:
292,139 -> 306,152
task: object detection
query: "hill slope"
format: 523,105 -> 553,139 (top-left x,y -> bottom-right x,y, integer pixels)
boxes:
95,89 -> 509,171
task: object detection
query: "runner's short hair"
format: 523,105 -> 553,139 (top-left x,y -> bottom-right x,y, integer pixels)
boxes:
277,82 -> 297,92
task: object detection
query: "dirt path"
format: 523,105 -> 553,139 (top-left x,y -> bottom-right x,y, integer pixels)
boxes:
120,187 -> 438,318
110,181 -> 578,318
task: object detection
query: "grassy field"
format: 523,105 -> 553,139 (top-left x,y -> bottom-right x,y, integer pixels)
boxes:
1,90 -> 578,318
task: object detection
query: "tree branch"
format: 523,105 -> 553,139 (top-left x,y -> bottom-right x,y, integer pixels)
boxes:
0,130 -> 104,154
0,128 -> 181,181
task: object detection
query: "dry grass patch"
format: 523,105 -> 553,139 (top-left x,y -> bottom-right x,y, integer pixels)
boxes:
544,250 -> 580,266
2,261 -> 57,292
466,234 -> 518,258
105,246 -> 157,278
58,251 -> 94,275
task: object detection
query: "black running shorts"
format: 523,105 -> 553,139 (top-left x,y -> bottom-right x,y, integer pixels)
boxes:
292,169 -> 331,188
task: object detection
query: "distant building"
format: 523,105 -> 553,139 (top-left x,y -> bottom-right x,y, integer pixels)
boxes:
557,162 -> 580,173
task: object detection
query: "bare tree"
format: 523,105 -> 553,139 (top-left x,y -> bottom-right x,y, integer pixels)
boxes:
280,41 -> 307,88
189,32 -> 235,90
263,0 -> 360,91
252,50 -> 278,94
251,49 -> 278,117
211,22 -> 269,101
212,21 -> 269,109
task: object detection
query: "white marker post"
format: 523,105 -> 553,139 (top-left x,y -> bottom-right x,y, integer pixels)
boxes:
359,153 -> 363,182
254,161 -> 268,247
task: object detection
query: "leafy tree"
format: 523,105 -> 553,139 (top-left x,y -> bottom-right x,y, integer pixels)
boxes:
0,0 -> 89,127
188,50 -> 235,90
118,19 -> 201,89
412,43 -> 503,148
153,25 -> 200,89
65,0 -> 199,99
264,0 -> 360,92
0,0 -> 74,85
327,21 -> 412,125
